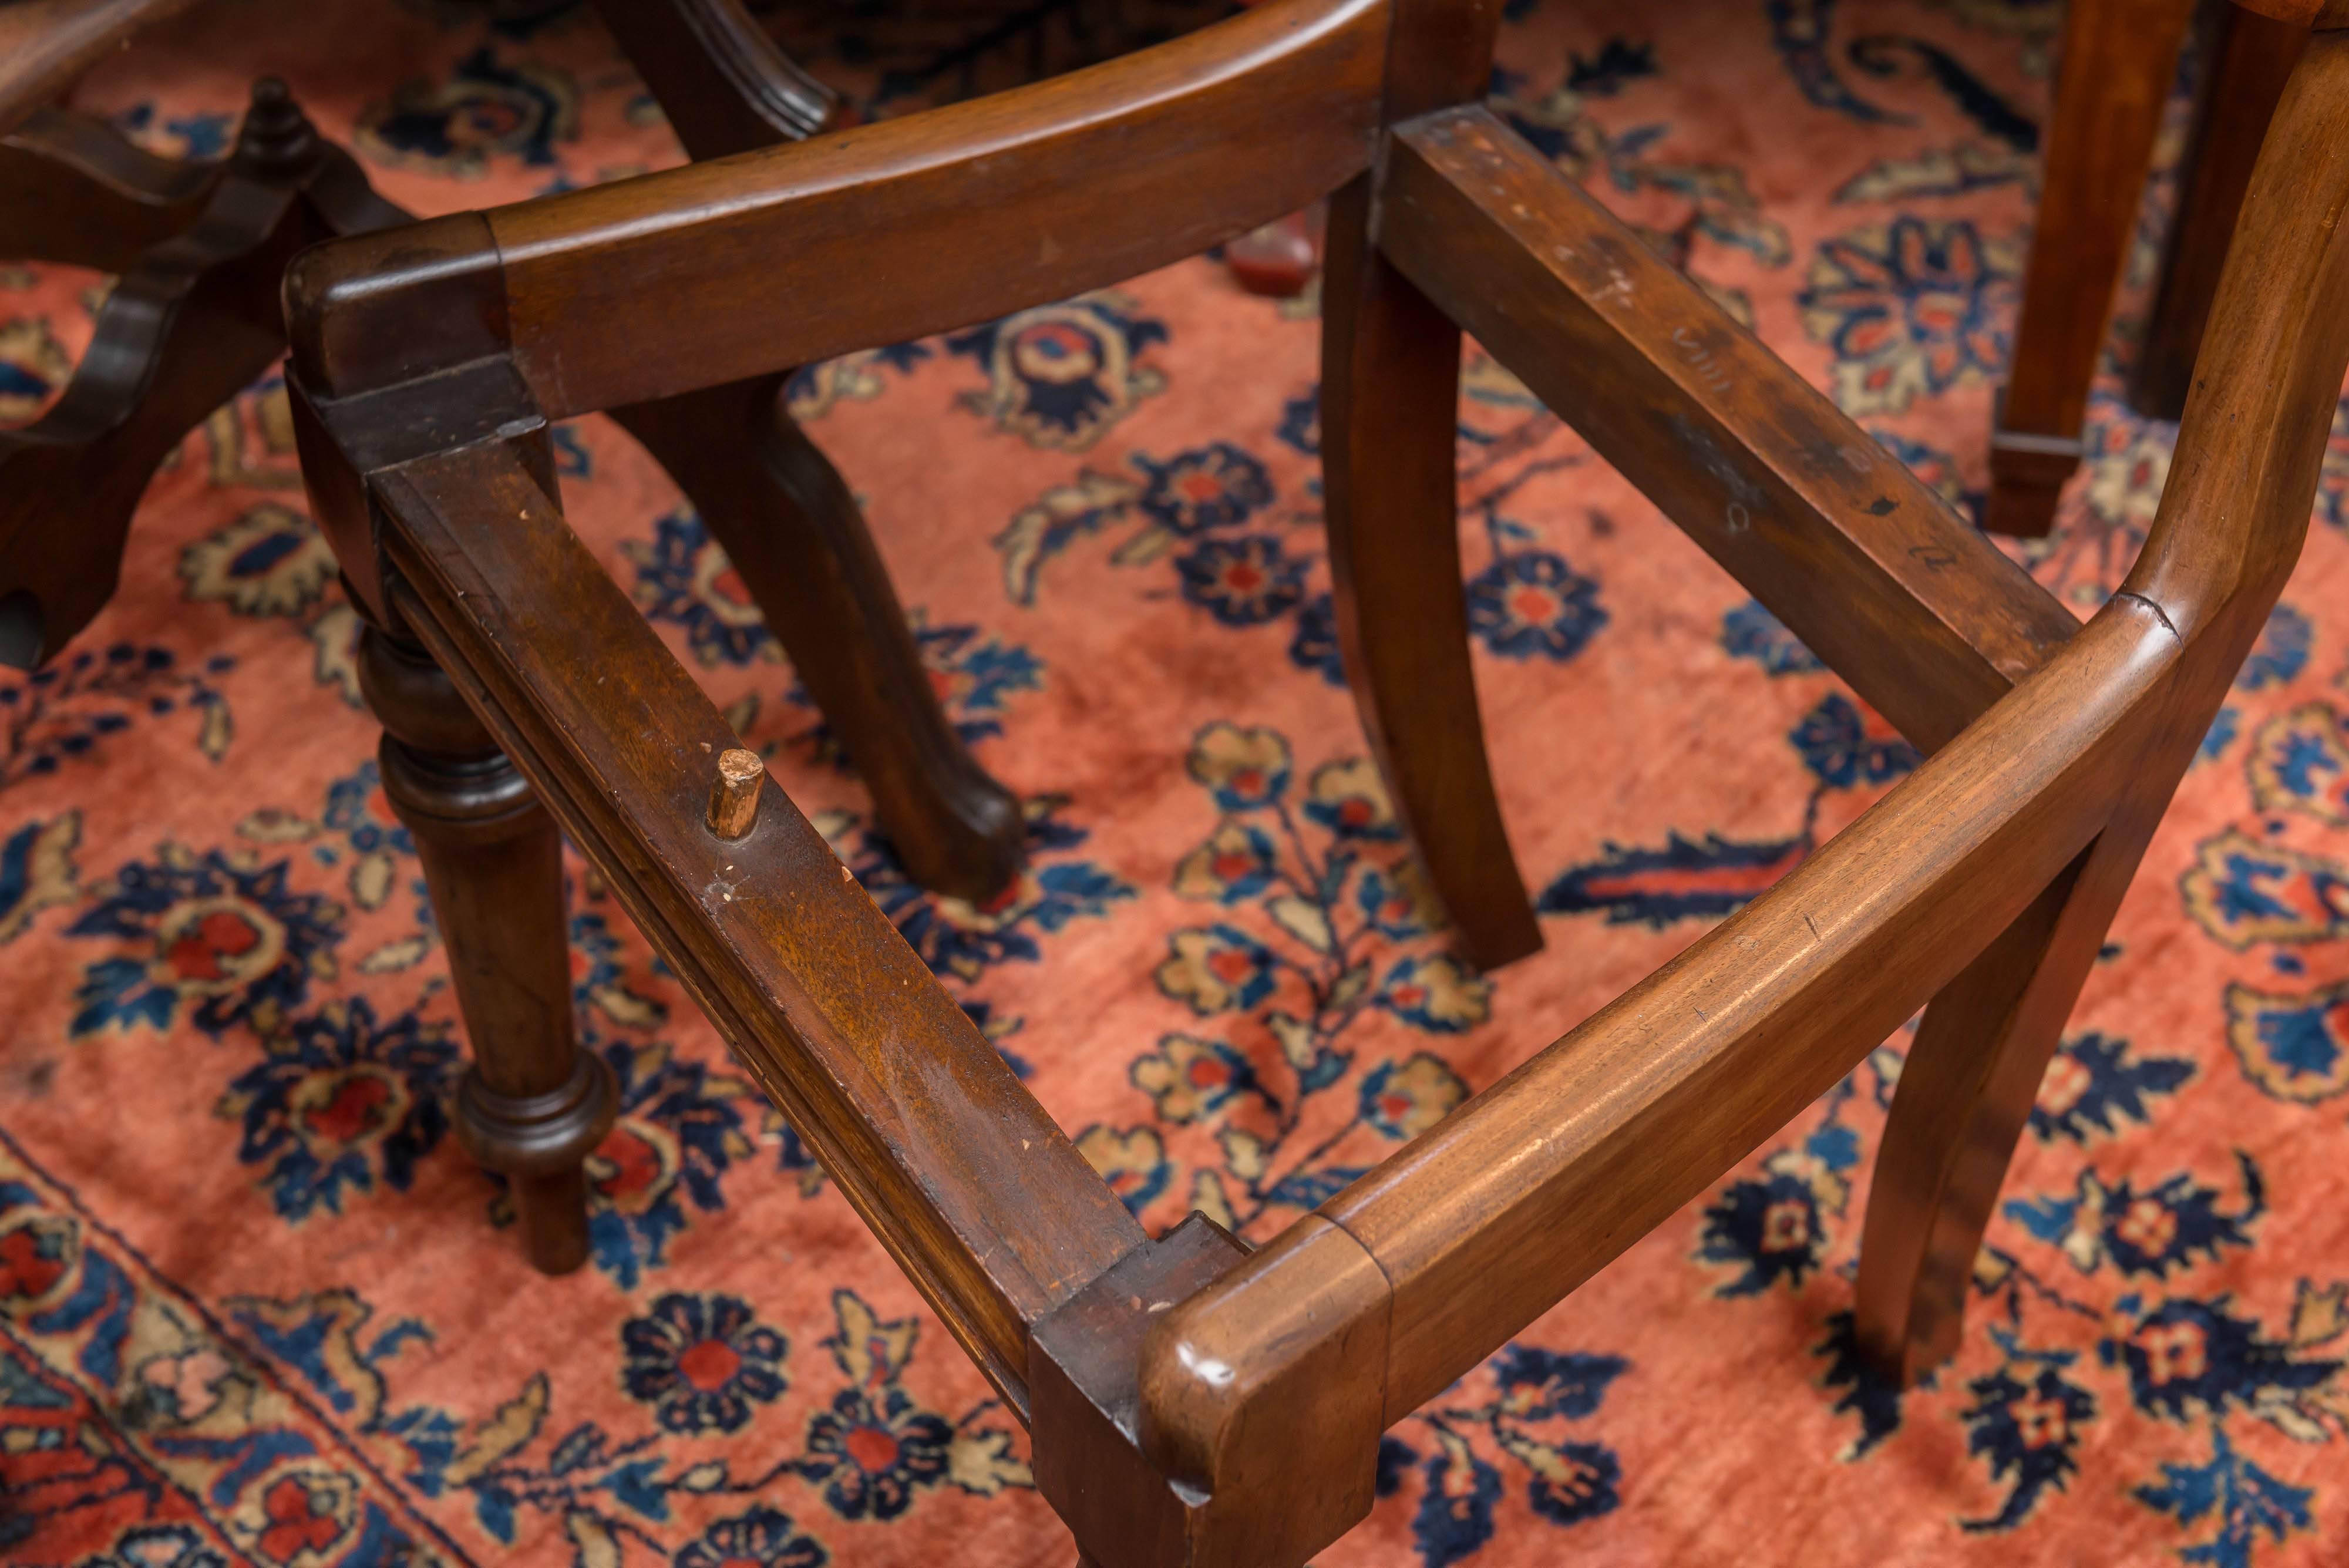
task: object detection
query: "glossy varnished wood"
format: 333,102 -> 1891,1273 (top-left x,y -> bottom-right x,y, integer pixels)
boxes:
588,39 -> 1025,906
474,0 -> 1388,416
1157,598 -> 2178,1428
1028,1215 -> 1260,1565
2126,33 -> 2349,646
1144,18 -> 2349,1465
4,4 -> 1022,1275
1313,0 -> 1537,971
1862,21 -> 2349,1381
1378,106 -> 2079,752
1133,1214 -> 1390,1567
278,99 -> 1028,906
1856,819 -> 2140,1382
278,0 -> 1483,953
0,71 -> 627,1271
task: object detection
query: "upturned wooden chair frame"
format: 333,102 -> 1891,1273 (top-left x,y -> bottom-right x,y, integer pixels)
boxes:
282,1 -> 2349,1562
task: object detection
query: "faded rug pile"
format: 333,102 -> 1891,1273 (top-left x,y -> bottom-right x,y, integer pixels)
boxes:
5,0 -> 2348,1563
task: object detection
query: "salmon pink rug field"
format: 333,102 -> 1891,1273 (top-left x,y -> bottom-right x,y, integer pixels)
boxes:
5,0 -> 2349,1563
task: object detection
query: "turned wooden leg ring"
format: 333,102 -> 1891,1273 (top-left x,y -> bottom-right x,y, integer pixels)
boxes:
451,1052 -> 620,1274
362,623 -> 617,1274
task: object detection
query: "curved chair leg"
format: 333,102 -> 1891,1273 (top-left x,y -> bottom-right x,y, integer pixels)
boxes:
1852,837 -> 2115,1385
0,105 -> 218,273
594,0 -> 1021,902
1986,0 -> 2194,539
0,81 -> 322,670
614,381 -> 1026,901
2129,6 -> 2305,419
1866,19 -> 2349,1382
1321,176 -> 1540,971
360,620 -> 618,1275
1856,568 -> 2256,1377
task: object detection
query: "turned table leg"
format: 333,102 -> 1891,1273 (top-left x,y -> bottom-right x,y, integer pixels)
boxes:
359,620 -> 617,1274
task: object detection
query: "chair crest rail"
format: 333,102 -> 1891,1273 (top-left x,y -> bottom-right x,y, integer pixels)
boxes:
284,0 -> 1391,419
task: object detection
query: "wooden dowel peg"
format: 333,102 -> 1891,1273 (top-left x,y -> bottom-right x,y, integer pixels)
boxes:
708,746 -> 764,838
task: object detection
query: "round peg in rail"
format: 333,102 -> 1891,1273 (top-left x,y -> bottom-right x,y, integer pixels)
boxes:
708,748 -> 764,839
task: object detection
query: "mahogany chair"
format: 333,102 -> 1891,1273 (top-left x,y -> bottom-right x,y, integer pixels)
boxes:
1987,0 -> 2310,536
1,0 -> 1039,1270
282,0 -> 2349,1560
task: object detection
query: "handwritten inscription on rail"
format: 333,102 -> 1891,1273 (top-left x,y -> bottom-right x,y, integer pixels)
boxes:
1671,325 -> 1733,396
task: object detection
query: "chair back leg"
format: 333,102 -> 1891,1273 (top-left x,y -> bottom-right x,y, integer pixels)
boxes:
1320,174 -> 1542,971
